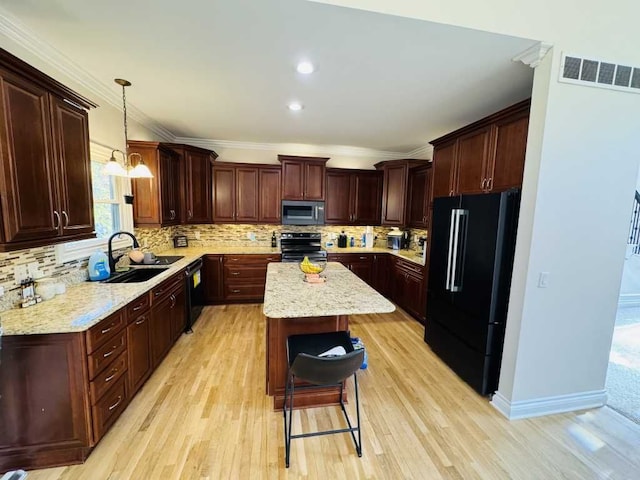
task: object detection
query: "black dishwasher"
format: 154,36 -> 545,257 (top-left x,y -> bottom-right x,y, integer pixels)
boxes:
185,258 -> 204,332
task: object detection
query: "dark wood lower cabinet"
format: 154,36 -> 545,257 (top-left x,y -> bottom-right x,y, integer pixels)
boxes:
203,254 -> 225,303
328,253 -> 373,285
223,254 -> 281,302
0,333 -> 92,471
0,271 -> 187,472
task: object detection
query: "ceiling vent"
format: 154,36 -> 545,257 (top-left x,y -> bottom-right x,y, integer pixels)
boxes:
560,54 -> 640,94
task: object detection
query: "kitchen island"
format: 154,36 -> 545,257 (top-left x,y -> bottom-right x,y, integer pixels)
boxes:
263,262 -> 395,409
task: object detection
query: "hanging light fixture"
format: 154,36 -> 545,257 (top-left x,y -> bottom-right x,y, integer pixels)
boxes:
103,78 -> 153,178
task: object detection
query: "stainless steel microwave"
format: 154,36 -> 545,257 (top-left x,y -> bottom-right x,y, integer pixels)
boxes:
281,200 -> 325,225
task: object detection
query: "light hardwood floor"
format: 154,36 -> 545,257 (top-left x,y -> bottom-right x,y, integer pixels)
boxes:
26,304 -> 640,479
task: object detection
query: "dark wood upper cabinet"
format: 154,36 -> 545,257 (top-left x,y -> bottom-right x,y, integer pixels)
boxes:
214,162 -> 282,224
380,162 -> 408,226
164,144 -> 217,224
325,169 -> 382,225
407,164 -> 433,229
129,141 -> 181,227
279,155 -> 329,201
235,167 -> 259,222
258,167 -> 281,223
0,49 -> 96,251
431,99 -> 530,198
132,142 -> 217,227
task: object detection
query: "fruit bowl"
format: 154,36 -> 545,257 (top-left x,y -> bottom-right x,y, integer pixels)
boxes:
299,257 -> 327,275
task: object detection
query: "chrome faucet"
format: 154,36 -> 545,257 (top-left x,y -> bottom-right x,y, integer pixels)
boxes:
107,231 -> 140,274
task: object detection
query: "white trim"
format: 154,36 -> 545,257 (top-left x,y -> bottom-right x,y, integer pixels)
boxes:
405,144 -> 433,159
173,136 -> 409,160
490,389 -> 607,420
512,42 -> 553,68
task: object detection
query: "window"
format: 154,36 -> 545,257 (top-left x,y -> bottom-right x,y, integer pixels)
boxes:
91,160 -> 121,238
55,142 -> 133,263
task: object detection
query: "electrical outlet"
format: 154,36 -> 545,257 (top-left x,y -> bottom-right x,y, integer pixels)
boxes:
194,231 -> 201,240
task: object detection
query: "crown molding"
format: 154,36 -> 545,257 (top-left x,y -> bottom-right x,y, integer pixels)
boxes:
174,136 -> 408,160
405,144 -> 433,159
0,6 -> 175,141
512,42 -> 553,68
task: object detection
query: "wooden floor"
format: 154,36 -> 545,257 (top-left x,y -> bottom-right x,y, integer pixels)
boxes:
27,304 -> 640,479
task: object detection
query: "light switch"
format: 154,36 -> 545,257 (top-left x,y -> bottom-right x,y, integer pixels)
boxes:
538,272 -> 550,288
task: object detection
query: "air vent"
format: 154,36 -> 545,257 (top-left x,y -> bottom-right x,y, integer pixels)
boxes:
560,54 -> 640,94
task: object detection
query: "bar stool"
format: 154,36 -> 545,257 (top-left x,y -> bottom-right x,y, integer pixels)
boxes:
283,331 -> 364,468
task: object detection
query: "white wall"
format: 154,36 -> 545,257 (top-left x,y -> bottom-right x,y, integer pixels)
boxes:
313,0 -> 640,415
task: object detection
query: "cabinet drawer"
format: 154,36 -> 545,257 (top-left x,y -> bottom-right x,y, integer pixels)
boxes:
151,272 -> 184,305
224,265 -> 267,282
224,254 -> 280,265
87,330 -> 127,380
225,283 -> 265,300
395,258 -> 425,277
126,294 -> 150,319
86,310 -> 126,354
91,375 -> 127,443
90,351 -> 127,404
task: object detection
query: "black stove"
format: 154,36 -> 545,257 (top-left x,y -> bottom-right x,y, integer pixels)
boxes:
280,232 -> 327,263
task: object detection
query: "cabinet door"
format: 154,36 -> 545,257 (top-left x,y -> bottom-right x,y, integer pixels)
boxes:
349,256 -> 373,285
487,113 -> 529,192
151,295 -> 174,367
258,167 -> 281,223
325,170 -> 352,224
0,70 -> 58,243
203,255 -> 224,303
50,96 -> 94,238
407,166 -> 432,228
281,160 -> 304,200
456,127 -> 491,195
160,151 -> 180,225
170,285 -> 187,341
352,171 -> 382,225
404,272 -> 426,323
213,166 -> 236,222
304,162 -> 325,200
0,334 -> 90,469
185,151 -> 213,223
381,164 -> 408,226
235,167 -> 259,222
432,141 -> 456,198
371,254 -> 390,297
126,313 -> 152,396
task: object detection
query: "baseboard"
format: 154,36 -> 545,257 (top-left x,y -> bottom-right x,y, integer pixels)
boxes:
490,389 -> 607,420
618,293 -> 640,307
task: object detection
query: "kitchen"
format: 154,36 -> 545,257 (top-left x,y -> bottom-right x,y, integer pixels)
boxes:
1,0 -> 640,478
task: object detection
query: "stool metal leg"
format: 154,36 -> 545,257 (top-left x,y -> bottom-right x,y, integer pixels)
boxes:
284,373 -> 295,468
338,372 -> 362,456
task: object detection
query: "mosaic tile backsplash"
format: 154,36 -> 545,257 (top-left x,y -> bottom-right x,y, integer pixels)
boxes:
0,224 -> 426,312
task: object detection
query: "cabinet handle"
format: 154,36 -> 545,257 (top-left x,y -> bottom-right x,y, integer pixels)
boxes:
62,210 -> 69,227
188,210 -> 192,219
101,324 -> 115,334
104,368 -> 119,383
488,177 -> 493,190
53,210 -> 61,229
450,190 -> 454,196
132,304 -> 144,311
231,289 -> 241,293
231,272 -> 240,275
108,395 -> 123,411
481,179 -> 486,189
103,346 -> 118,358
154,289 -> 165,297
359,256 -> 367,260
170,294 -> 176,308
135,317 -> 146,325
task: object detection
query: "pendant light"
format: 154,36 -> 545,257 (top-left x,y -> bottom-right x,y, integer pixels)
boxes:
103,78 -> 153,178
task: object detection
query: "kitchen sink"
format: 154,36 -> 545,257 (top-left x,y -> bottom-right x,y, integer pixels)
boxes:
102,267 -> 169,283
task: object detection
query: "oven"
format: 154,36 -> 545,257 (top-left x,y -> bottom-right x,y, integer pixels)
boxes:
185,258 -> 204,332
280,232 -> 327,263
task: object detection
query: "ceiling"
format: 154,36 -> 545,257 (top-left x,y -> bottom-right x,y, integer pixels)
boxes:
0,0 -> 538,155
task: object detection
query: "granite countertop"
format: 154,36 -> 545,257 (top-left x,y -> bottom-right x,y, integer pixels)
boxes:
1,244 -> 413,336
325,246 -> 427,266
263,262 -> 396,318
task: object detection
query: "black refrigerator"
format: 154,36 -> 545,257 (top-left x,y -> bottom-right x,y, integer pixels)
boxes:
424,189 -> 520,395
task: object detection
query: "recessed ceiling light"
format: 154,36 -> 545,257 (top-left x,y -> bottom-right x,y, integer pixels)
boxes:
288,102 -> 303,111
296,61 -> 315,74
